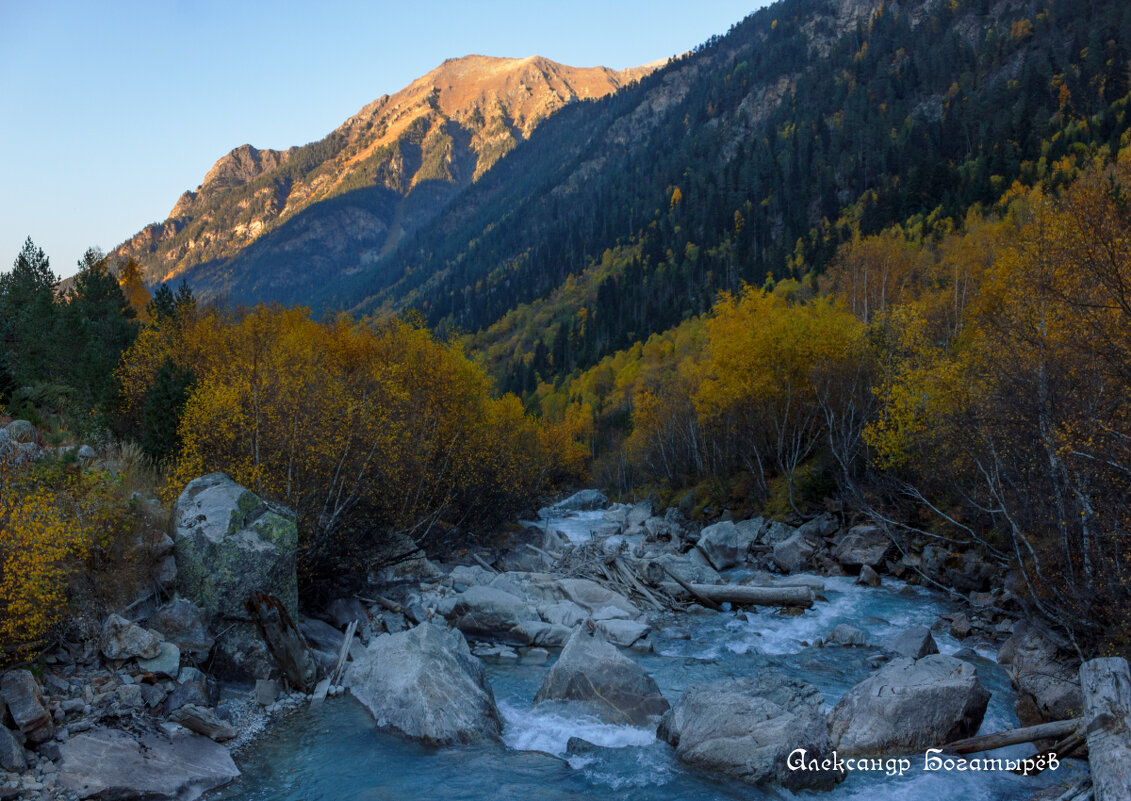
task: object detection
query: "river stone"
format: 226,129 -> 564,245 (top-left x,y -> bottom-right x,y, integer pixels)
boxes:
833,525 -> 893,571
533,628 -> 669,725
540,489 -> 608,517
772,531 -> 816,573
528,578 -> 642,621
137,641 -> 181,679
0,725 -> 24,772
153,598 -> 214,661
827,654 -> 990,756
510,621 -> 573,647
658,672 -> 841,790
538,600 -> 589,628
443,585 -> 540,639
890,627 -> 939,660
100,613 -> 162,661
622,499 -> 654,534
0,670 -> 54,743
450,565 -> 496,587
695,521 -> 745,571
856,564 -> 882,587
346,623 -> 502,745
596,618 -> 651,647
824,624 -> 867,647
58,726 -> 239,800
997,621 -> 1081,726
170,704 -> 237,742
645,553 -> 722,586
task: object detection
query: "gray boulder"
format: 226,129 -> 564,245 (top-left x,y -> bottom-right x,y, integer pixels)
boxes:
137,641 -> 181,679
152,598 -> 214,661
533,629 -> 669,725
0,669 -> 54,743
827,654 -> 990,756
796,514 -> 839,540
0,725 -> 24,772
58,726 -> 239,801
169,704 -> 237,742
695,521 -> 745,571
537,599 -> 589,628
596,618 -> 651,647
526,578 -> 642,621
4,420 -> 35,443
997,622 -> 1081,726
856,564 -> 882,587
833,525 -> 893,570
346,623 -> 501,745
658,672 -> 841,790
643,553 -> 722,586
622,499 -> 655,534
889,627 -> 939,660
509,620 -> 573,647
824,624 -> 867,647
173,473 -> 299,619
442,585 -> 540,640
772,531 -> 816,574
173,473 -> 299,679
100,613 -> 162,661
540,489 -> 608,517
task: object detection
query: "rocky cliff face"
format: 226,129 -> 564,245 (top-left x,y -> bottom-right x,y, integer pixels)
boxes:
112,55 -> 658,302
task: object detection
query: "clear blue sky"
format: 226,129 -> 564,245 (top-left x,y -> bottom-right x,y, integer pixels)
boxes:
1,1 -> 770,278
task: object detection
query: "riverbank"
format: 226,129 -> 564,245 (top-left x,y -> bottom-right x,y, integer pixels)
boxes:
0,484 -> 1099,801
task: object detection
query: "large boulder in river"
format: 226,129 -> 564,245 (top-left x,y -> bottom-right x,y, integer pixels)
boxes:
659,672 -> 841,790
173,473 -> 299,619
346,623 -> 502,745
827,654 -> 990,756
59,726 -> 239,801
534,628 -> 669,725
997,621 -> 1081,726
833,525 -> 893,571
695,521 -> 747,571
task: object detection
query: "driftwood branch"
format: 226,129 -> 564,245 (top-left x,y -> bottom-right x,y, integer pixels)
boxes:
941,718 -> 1080,754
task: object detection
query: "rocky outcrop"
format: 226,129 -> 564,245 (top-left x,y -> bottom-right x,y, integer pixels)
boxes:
346,623 -> 502,745
173,473 -> 299,679
533,629 -> 669,725
58,726 -> 239,801
828,655 -> 991,756
659,672 -> 841,790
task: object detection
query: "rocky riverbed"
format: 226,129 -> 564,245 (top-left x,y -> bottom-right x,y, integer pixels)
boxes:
0,476 -> 1094,800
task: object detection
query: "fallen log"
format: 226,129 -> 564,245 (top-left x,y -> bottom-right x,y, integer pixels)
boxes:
246,592 -> 318,693
1081,657 -> 1131,801
660,568 -> 722,611
661,581 -> 813,608
941,718 -> 1080,754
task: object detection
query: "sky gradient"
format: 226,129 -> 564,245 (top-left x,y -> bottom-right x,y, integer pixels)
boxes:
1,1 -> 771,278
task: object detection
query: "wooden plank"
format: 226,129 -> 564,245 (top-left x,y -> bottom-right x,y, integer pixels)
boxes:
941,718 -> 1080,754
1081,657 -> 1131,801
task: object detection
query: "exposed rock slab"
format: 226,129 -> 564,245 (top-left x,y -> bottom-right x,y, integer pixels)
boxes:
58,726 -> 239,800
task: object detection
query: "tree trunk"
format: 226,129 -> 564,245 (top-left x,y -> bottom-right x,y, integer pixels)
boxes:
941,718 -> 1080,754
1080,657 -> 1131,801
661,581 -> 813,608
246,592 -> 319,693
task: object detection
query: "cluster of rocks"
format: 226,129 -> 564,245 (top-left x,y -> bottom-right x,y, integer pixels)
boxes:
0,419 -> 96,466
